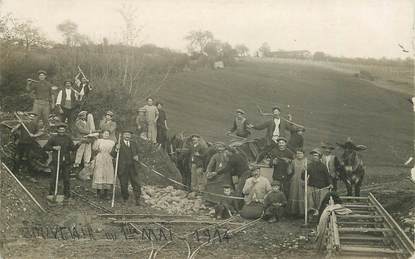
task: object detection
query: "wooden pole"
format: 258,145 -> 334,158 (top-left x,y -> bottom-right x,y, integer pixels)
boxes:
304,160 -> 308,226
1,163 -> 47,213
14,113 -> 33,137
111,133 -> 122,208
54,149 -> 61,197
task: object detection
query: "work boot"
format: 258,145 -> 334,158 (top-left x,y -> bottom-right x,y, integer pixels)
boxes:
97,189 -> 102,199
102,190 -> 109,200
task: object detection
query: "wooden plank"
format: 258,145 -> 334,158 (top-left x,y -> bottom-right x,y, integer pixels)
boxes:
343,204 -> 375,208
340,236 -> 388,241
339,196 -> 369,200
340,245 -> 402,254
338,221 -> 384,226
337,214 -> 383,219
331,212 -> 340,249
98,213 -> 195,218
112,220 -> 244,225
339,227 -> 392,233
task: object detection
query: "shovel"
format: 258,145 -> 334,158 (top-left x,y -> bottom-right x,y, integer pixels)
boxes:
47,148 -> 65,204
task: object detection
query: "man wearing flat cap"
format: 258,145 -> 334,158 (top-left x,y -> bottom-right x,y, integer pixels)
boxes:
56,80 -> 79,130
268,136 -> 294,198
302,148 -> 332,215
205,142 -> 233,202
112,129 -> 142,205
73,111 -> 93,168
26,70 -> 56,128
249,106 -> 292,163
189,134 -> 207,192
228,109 -> 251,138
43,123 -> 77,198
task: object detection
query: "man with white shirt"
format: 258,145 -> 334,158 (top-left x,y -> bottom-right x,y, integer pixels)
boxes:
320,142 -> 339,191
249,106 -> 291,163
56,80 -> 79,130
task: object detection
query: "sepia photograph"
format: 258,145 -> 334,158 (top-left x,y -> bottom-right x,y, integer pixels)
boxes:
0,0 -> 414,258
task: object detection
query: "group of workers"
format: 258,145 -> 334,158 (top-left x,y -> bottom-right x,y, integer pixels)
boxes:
11,68 -> 338,225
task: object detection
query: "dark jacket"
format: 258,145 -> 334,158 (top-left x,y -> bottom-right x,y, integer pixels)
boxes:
302,161 -> 332,189
230,117 -> 251,138
264,190 -> 287,208
287,132 -> 304,152
43,134 -> 76,165
189,143 -> 207,168
252,118 -> 291,146
269,148 -> 294,181
111,140 -> 140,175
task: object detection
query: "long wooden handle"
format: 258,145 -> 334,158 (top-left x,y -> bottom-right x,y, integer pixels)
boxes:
2,163 -> 47,213
111,133 -> 122,207
54,149 -> 61,196
14,113 -> 32,136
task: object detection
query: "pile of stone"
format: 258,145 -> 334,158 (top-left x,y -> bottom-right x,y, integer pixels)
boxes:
141,185 -> 208,215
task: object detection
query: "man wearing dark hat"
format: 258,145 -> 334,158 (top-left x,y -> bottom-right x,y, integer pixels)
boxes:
26,70 -> 56,128
321,142 -> 338,191
263,180 -> 287,223
302,148 -> 332,215
228,109 -> 251,138
249,106 -> 292,163
112,130 -> 142,205
43,123 -> 77,198
269,136 -> 294,198
205,142 -> 232,202
56,80 -> 79,130
11,112 -> 43,175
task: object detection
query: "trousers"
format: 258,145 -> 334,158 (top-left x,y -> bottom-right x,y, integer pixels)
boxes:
75,143 -> 91,165
191,163 -> 206,192
49,162 -> 71,197
32,99 -> 50,128
118,165 -> 141,201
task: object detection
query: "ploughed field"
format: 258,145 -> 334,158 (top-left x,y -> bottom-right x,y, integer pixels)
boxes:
161,59 -> 413,168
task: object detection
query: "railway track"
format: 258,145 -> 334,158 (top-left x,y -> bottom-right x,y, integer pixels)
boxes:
326,192 -> 415,258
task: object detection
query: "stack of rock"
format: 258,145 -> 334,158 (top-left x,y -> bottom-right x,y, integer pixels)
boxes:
141,185 -> 208,215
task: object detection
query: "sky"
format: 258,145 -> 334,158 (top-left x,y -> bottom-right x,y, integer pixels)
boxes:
1,0 -> 413,58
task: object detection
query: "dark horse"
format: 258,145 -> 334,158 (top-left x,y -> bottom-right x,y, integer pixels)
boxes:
335,139 -> 367,196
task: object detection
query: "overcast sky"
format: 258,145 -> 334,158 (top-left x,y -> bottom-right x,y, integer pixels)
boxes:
1,0 -> 413,58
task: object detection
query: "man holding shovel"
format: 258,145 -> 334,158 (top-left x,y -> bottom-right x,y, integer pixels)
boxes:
43,123 -> 76,199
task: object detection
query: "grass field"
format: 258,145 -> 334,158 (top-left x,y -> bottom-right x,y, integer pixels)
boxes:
157,59 -> 413,167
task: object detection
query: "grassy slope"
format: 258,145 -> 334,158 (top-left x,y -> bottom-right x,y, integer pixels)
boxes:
157,60 -> 413,166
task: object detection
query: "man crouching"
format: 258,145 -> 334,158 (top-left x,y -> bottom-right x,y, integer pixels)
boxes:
263,180 -> 287,223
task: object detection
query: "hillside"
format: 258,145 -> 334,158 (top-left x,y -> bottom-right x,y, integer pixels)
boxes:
157,60 -> 413,166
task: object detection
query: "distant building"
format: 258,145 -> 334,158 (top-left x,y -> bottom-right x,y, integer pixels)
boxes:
271,50 -> 312,59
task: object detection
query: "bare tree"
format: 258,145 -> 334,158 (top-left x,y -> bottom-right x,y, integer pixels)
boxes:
184,30 -> 214,55
235,44 -> 249,57
57,20 -> 78,46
